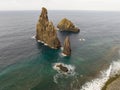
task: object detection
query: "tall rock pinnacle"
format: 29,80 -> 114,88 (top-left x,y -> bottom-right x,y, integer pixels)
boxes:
62,36 -> 71,56
36,7 -> 61,49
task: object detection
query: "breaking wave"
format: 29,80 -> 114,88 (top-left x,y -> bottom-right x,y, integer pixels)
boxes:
80,60 -> 120,90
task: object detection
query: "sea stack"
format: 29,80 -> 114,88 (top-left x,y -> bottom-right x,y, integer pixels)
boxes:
36,7 -> 61,49
62,36 -> 71,56
57,18 -> 80,33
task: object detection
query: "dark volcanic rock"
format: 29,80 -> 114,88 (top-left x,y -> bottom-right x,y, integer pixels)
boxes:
57,18 -> 80,32
36,7 -> 61,49
56,64 -> 69,72
62,36 -> 71,56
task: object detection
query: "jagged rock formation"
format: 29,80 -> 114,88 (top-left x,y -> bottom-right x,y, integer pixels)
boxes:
36,7 -> 61,49
62,36 -> 71,56
57,18 -> 80,32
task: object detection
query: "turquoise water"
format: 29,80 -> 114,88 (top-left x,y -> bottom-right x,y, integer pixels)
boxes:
0,11 -> 120,90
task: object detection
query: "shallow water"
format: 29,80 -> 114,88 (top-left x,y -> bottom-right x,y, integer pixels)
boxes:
0,10 -> 120,90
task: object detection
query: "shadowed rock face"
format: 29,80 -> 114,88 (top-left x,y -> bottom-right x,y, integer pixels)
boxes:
62,36 -> 71,56
36,7 -> 61,49
57,18 -> 80,33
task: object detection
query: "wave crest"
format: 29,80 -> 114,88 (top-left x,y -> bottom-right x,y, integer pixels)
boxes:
80,60 -> 120,90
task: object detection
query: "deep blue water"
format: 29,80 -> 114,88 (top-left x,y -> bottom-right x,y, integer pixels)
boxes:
0,10 -> 120,90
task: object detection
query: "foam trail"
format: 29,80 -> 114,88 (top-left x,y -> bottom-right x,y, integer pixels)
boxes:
53,73 -> 60,84
80,60 -> 120,90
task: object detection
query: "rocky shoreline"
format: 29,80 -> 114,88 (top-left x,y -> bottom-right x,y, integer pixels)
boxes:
102,75 -> 120,90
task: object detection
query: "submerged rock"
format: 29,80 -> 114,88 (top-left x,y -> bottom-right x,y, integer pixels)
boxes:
57,18 -> 80,32
36,7 -> 61,49
62,36 -> 71,56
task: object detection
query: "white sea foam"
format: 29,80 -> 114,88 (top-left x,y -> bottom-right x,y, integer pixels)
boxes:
79,38 -> 86,42
37,40 -> 45,44
61,47 -> 63,50
110,60 -> 120,77
53,63 -> 75,75
41,41 -> 44,43
60,47 -> 68,57
37,40 -> 57,49
53,63 -> 76,83
80,59 -> 120,90
83,38 -> 85,41
44,43 -> 48,46
61,53 -> 67,57
31,35 -> 36,39
79,39 -> 82,41
37,40 -> 41,42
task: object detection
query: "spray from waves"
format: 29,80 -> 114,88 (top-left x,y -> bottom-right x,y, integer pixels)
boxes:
31,35 -> 57,48
53,63 -> 76,83
61,47 -> 63,51
31,35 -> 44,44
79,38 -> 85,42
80,65 -> 112,90
31,35 -> 36,39
80,59 -> 120,90
59,47 -> 68,57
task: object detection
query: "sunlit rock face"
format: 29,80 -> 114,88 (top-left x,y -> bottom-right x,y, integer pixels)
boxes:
57,18 -> 80,33
36,7 -> 61,49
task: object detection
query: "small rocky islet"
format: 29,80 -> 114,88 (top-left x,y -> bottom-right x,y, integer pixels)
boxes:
57,18 -> 80,33
36,7 -> 80,56
56,63 -> 69,72
53,63 -> 75,74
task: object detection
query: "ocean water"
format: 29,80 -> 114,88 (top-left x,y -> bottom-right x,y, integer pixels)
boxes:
0,10 -> 120,90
